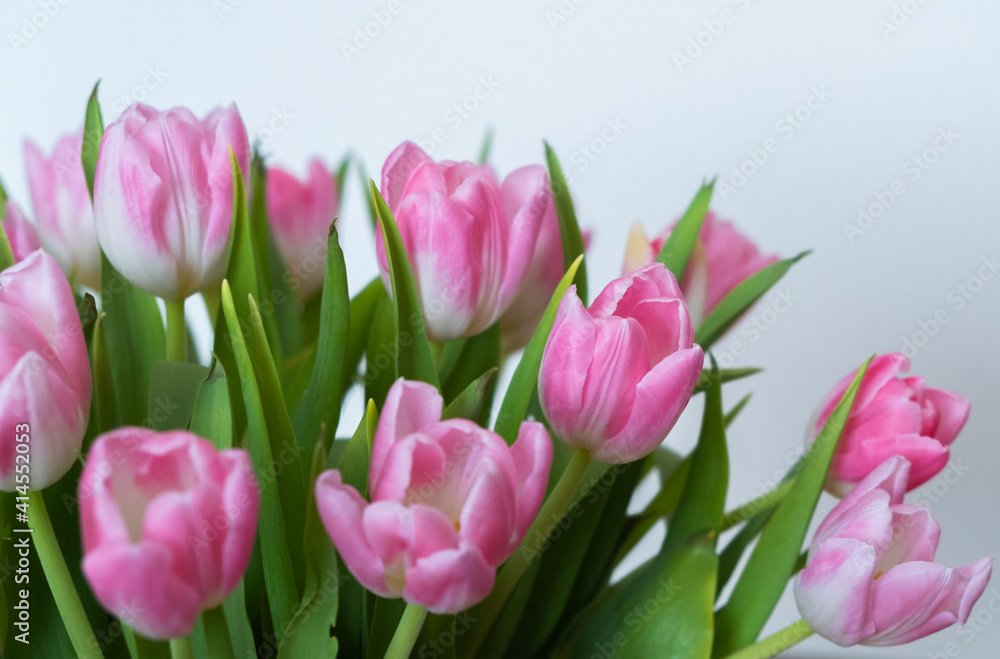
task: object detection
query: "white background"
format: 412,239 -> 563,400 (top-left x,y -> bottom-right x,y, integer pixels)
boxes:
3,0 -> 999,656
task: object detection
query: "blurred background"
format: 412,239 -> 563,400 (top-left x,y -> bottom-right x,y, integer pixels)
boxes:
3,0 -> 998,656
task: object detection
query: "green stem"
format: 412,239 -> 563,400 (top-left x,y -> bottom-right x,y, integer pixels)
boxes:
165,299 -> 188,362
27,490 -> 102,659
202,605 -> 234,659
384,603 -> 428,659
462,449 -> 592,658
169,635 -> 194,659
723,619 -> 813,659
721,479 -> 795,531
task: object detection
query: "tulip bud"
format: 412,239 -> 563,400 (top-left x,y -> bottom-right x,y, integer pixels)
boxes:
266,159 -> 339,300
24,133 -> 101,289
810,353 -> 970,496
2,201 -> 42,262
377,142 -> 546,342
93,103 -> 250,301
538,263 -> 704,464
315,378 -> 552,614
80,428 -> 260,640
623,211 -> 777,325
0,250 -> 91,490
794,456 -> 992,647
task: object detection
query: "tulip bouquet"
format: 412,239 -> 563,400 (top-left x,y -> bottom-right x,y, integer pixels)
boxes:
0,82 -> 992,659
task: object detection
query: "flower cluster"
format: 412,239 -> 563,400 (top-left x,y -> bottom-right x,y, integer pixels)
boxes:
0,94 -> 990,659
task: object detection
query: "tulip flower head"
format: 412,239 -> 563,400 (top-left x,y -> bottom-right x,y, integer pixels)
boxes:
315,379 -> 552,613
377,142 -> 548,342
538,262 -> 704,464
93,103 -> 250,301
794,456 -> 992,647
2,201 -> 42,263
24,132 -> 101,289
80,428 -> 260,640
623,211 -> 777,325
811,353 -> 970,496
0,249 -> 91,491
266,159 -> 340,300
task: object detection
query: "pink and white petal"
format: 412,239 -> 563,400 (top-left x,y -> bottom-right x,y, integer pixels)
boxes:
509,422 -> 553,550
818,457 -> 907,542
382,142 -> 434,209
409,504 -> 459,561
625,298 -> 693,361
496,165 -> 548,315
142,489 -> 223,600
596,346 -> 702,465
794,538 -> 878,647
370,379 -> 443,493
538,288 -> 595,440
457,462 -> 516,566
833,435 -> 948,491
589,263 -> 685,321
876,504 -> 940,574
923,388 -> 970,446
865,558 -> 993,646
314,470 -> 393,596
813,353 -> 910,436
403,547 -> 496,614
373,434 -> 447,504
215,450 -> 260,599
83,542 -> 203,640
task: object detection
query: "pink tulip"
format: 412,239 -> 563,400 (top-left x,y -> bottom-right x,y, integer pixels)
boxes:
2,201 -> 42,262
266,159 -> 339,300
24,133 -> 101,289
811,353 -> 970,496
538,263 -> 704,464
0,250 -> 91,490
794,456 -> 992,647
315,378 -> 552,613
80,428 -> 259,640
377,142 -> 546,342
623,211 -> 778,325
93,103 -> 250,301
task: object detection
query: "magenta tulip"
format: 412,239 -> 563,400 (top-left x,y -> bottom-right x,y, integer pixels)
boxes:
624,211 -> 777,324
266,159 -> 339,300
377,142 -> 546,342
24,132 -> 101,288
80,428 -> 259,640
2,201 -> 42,263
538,263 -> 704,464
93,103 -> 250,301
0,250 -> 91,490
811,353 -> 970,496
794,456 -> 992,647
315,378 -> 552,613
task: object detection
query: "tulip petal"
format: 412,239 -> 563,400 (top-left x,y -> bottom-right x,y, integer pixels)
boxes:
794,538 -> 878,647
922,387 -> 970,446
382,141 -> 434,209
876,504 -> 940,574
217,450 -> 260,597
865,558 -> 993,646
833,434 -> 948,491
403,547 -> 496,614
371,379 -> 444,494
509,422 -> 553,552
589,263 -> 685,321
538,287 -> 595,440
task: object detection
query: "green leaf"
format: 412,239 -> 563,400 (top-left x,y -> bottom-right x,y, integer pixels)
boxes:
692,367 -> 761,393
544,142 -> 588,302
442,368 -> 498,422
82,80 -> 103,200
220,279 -> 300,640
663,363 -> 729,555
90,314 -> 118,434
0,216 -> 13,271
369,181 -> 439,388
344,278 -> 386,392
694,251 -> 810,350
655,180 -> 714,281
365,598 -> 406,659
494,254 -> 583,444
247,151 -> 289,364
364,295 -> 396,409
712,356 -> 873,656
477,126 -> 495,165
279,437 -> 340,659
293,225 -> 350,462
189,357 -> 234,450
213,151 -> 260,443
554,535 -> 717,659
334,154 -> 351,201
147,361 -> 210,431
99,250 -> 166,425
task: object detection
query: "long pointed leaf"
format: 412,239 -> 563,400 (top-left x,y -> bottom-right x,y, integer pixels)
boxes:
656,180 -> 715,281
544,142 -> 588,302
